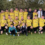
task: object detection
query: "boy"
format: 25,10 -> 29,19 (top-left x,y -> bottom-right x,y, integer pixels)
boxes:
20,23 -> 27,36
9,24 -> 17,36
1,16 -> 8,35
14,7 -> 19,18
39,16 -> 44,34
26,15 -> 33,34
24,8 -> 28,21
19,8 -> 23,20
33,15 -> 38,33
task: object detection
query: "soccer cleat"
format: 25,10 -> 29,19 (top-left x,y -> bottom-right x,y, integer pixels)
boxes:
13,34 -> 15,36
18,34 -> 20,36
10,34 -> 12,35
6,33 -> 8,35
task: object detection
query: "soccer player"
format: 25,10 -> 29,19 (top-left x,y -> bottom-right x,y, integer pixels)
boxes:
33,15 -> 38,33
0,10 -> 5,20
1,16 -> 8,35
14,7 -> 19,18
7,15 -> 13,27
20,23 -> 28,36
26,15 -> 33,34
9,24 -> 17,36
0,24 -> 3,34
39,16 -> 44,34
19,8 -> 23,20
5,9 -> 9,20
24,8 -> 28,21
33,9 -> 38,18
9,8 -> 15,20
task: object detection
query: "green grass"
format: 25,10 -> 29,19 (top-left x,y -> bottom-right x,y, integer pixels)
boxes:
0,33 -> 45,45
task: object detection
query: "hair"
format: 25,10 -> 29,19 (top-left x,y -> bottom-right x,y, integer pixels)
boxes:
27,15 -> 30,17
11,24 -> 13,25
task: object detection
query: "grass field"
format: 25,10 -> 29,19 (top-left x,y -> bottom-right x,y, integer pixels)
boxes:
0,32 -> 45,45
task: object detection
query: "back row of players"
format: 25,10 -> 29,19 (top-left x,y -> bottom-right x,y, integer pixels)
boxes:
0,7 -> 45,35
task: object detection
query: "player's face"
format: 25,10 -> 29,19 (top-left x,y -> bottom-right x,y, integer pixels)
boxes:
20,9 -> 23,12
10,9 -> 13,12
42,16 -> 44,19
21,17 -> 23,20
11,25 -> 13,27
6,10 -> 8,12
29,9 -> 31,11
3,16 -> 5,20
1,10 -> 4,13
25,9 -> 27,12
15,17 -> 18,20
34,9 -> 37,12
8,16 -> 10,18
15,8 -> 18,11
28,16 -> 30,19
39,8 -> 42,11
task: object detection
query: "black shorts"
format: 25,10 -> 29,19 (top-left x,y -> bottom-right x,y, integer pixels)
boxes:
1,26 -> 5,32
27,26 -> 32,32
33,27 -> 38,31
16,26 -> 20,32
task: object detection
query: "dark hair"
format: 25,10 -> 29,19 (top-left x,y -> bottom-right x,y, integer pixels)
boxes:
11,24 -> 13,25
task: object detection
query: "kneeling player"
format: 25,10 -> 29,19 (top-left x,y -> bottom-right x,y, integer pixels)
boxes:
39,16 -> 44,34
33,15 -> 38,33
26,15 -> 33,34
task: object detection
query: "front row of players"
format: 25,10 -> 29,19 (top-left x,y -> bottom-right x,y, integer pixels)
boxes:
0,15 -> 45,36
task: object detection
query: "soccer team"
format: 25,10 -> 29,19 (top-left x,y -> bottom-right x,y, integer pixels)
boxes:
0,7 -> 45,36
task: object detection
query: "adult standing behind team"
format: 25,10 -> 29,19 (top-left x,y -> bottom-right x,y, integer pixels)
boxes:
28,8 -> 33,19
38,8 -> 43,18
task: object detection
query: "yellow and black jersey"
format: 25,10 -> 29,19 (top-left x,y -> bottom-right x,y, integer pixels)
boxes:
1,12 -> 5,20
19,20 -> 25,27
33,19 -> 38,28
5,12 -> 9,19
19,12 -> 24,20
24,12 -> 28,21
14,10 -> 19,18
7,19 -> 12,27
33,12 -> 38,18
26,19 -> 32,27
9,12 -> 15,20
39,18 -> 44,27
1,19 -> 7,27
14,19 -> 19,26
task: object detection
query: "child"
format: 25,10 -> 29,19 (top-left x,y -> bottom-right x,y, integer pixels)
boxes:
33,15 -> 38,33
20,23 -> 28,36
9,24 -> 17,36
26,15 -> 33,34
0,24 -> 3,34
39,16 -> 44,34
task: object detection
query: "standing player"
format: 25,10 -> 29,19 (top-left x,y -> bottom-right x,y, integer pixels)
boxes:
5,9 -> 9,20
14,7 -> 19,18
24,8 -> 28,21
19,8 -> 23,20
26,15 -> 33,34
9,8 -> 15,20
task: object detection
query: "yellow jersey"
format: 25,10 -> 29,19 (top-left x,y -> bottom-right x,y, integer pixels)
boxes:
7,19 -> 12,27
33,12 -> 37,18
24,12 -> 28,21
39,18 -> 44,27
1,19 -> 7,27
14,10 -> 19,18
1,12 -> 5,19
26,19 -> 32,27
33,19 -> 38,28
14,19 -> 19,26
9,12 -> 15,20
19,12 -> 23,20
5,12 -> 9,19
